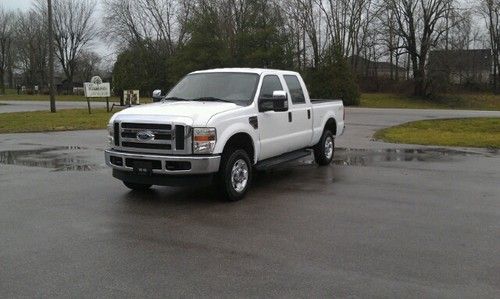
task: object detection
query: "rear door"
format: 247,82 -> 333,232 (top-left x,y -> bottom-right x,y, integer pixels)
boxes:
283,74 -> 313,151
257,74 -> 293,160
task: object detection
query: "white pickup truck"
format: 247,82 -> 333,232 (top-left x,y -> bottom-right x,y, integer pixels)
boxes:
105,68 -> 344,201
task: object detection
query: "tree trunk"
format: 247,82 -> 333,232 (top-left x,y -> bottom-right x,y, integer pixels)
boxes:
390,49 -> 394,80
414,70 -> 425,96
493,53 -> 499,93
0,69 -> 4,94
395,53 -> 399,81
412,55 -> 425,96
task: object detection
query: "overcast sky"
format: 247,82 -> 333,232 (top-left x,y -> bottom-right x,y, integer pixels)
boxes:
2,0 -> 32,11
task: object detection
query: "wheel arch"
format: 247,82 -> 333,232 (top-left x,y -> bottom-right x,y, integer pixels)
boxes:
323,117 -> 338,136
220,132 -> 256,164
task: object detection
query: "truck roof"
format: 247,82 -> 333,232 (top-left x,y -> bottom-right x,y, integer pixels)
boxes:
190,68 -> 300,76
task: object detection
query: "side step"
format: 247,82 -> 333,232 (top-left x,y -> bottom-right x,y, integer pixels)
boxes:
255,149 -> 312,171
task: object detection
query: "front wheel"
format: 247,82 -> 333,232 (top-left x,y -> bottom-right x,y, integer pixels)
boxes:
123,181 -> 152,191
314,130 -> 334,166
219,149 -> 252,201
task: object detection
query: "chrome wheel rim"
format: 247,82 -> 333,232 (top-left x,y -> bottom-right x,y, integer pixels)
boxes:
231,159 -> 249,193
324,136 -> 334,160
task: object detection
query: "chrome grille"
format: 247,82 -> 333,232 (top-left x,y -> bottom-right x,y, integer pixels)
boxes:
114,122 -> 191,155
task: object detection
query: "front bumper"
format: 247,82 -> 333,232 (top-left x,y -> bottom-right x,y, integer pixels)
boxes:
104,149 -> 221,175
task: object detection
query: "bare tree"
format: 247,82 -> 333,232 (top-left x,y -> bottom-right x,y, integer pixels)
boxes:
75,50 -> 102,82
102,0 -> 192,53
35,0 -> 97,85
284,0 -> 380,72
480,0 -> 500,91
285,0 -> 323,68
387,0 -> 455,96
54,0 -> 97,85
377,1 -> 408,81
0,7 -> 14,93
15,10 -> 49,90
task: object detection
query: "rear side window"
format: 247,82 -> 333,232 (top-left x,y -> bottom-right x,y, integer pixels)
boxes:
284,75 -> 306,104
259,75 -> 283,98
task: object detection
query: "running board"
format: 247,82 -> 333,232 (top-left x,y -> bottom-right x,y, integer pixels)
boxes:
255,149 -> 312,171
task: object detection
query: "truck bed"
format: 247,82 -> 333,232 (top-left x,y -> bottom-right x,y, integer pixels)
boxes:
310,99 -> 344,138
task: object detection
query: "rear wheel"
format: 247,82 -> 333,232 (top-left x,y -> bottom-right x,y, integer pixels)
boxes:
218,149 -> 252,201
314,130 -> 334,166
123,181 -> 152,191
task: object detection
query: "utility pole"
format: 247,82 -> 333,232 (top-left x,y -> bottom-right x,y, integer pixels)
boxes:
48,0 -> 56,112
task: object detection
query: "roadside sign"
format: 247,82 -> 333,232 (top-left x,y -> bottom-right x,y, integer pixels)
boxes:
83,76 -> 111,113
84,76 -> 110,98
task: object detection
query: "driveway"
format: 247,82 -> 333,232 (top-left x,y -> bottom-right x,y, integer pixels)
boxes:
0,108 -> 499,298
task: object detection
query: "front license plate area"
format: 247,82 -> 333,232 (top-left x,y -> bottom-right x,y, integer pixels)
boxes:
133,160 -> 153,175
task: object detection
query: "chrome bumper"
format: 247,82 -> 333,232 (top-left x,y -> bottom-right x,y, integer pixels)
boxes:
104,149 -> 221,175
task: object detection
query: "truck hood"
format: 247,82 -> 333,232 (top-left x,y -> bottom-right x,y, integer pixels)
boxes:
111,101 -> 240,126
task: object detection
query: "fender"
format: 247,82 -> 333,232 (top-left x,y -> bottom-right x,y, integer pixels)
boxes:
213,121 -> 259,164
321,113 -> 341,135
312,111 -> 339,145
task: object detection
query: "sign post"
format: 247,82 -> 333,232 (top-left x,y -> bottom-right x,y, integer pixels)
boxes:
84,76 -> 111,114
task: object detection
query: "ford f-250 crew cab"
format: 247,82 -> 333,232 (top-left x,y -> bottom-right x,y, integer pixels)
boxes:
105,68 -> 344,201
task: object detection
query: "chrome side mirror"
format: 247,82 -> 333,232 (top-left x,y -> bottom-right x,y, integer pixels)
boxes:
152,89 -> 162,102
271,90 -> 288,112
258,90 -> 288,112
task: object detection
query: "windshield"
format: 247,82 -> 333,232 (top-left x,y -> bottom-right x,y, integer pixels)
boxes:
165,72 -> 259,105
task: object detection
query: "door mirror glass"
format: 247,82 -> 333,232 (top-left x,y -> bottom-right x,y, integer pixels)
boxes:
152,89 -> 162,102
259,90 -> 288,112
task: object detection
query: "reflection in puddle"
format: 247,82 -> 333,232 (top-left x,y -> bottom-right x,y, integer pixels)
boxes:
332,148 -> 491,166
0,146 -> 101,171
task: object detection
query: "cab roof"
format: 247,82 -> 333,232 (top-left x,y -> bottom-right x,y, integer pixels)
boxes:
190,68 -> 300,76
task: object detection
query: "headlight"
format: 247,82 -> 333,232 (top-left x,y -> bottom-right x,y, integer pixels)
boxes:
193,127 -> 216,154
107,123 -> 114,146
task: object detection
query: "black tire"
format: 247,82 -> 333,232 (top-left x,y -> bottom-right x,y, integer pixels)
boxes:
218,149 -> 252,201
313,130 -> 335,166
123,181 -> 152,191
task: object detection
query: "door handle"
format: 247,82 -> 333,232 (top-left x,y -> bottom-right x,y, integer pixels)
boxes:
307,109 -> 311,119
288,112 -> 292,122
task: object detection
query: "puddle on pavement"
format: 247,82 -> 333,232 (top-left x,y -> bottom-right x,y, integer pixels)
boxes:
0,146 -> 101,171
332,148 -> 494,167
1,145 -> 496,171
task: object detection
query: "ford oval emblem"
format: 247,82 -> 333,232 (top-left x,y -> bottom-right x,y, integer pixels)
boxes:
137,130 -> 155,141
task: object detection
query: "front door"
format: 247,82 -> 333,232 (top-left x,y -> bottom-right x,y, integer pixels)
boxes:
257,74 -> 291,160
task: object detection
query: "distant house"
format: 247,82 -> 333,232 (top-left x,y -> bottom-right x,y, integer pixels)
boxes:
56,79 -> 83,95
428,49 -> 492,85
350,55 -> 407,80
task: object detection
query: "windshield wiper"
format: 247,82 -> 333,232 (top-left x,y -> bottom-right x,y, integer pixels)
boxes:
162,96 -> 189,101
191,97 -> 234,103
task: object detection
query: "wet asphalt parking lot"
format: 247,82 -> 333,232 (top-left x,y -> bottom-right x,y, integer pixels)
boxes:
1,107 -> 500,298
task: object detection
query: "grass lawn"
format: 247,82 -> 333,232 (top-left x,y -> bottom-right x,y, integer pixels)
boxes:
360,93 -> 500,110
374,118 -> 500,148
0,109 -> 113,133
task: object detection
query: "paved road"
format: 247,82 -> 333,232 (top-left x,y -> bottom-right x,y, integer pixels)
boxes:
340,107 -> 500,149
0,108 -> 499,298
0,100 -> 110,113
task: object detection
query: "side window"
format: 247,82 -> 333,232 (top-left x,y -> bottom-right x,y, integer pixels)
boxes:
259,75 -> 283,99
284,75 -> 306,104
